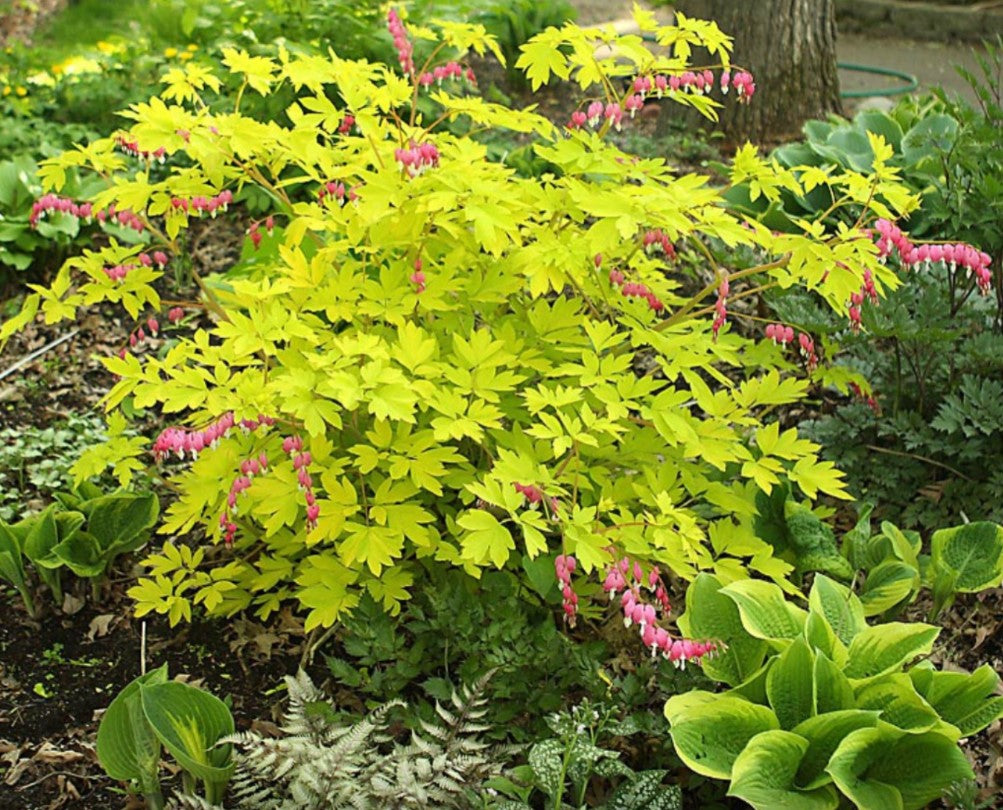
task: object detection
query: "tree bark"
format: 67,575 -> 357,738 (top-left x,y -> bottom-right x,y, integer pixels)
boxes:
664,0 -> 842,144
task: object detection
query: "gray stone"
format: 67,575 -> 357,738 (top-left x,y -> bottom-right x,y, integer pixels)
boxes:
837,0 -> 1003,42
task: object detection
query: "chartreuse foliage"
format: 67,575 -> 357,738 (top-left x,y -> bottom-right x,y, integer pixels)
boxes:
2,7 -> 917,630
96,664 -> 234,810
667,574 -> 1003,810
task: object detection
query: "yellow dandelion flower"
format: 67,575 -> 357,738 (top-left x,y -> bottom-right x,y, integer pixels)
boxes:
96,40 -> 117,54
179,51 -> 193,61
2,86 -> 10,97
15,86 -> 27,97
186,44 -> 198,52
164,47 -> 179,58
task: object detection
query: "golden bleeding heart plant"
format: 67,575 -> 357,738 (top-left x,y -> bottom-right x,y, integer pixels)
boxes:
1,6 -> 919,631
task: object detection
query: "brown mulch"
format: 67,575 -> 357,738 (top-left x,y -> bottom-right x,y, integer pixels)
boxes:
0,581 -> 305,809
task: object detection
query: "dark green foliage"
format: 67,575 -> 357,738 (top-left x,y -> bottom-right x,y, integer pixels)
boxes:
325,567 -> 606,743
760,47 -> 1003,531
797,263 -> 1003,530
753,481 -> 852,582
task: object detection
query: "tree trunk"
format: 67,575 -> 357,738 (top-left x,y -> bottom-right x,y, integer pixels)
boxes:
664,0 -> 842,144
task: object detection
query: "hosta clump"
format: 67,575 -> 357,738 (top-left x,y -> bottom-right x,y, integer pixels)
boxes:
165,669 -> 509,810
667,574 -> 1003,810
2,9 -> 917,631
842,506 -> 1003,620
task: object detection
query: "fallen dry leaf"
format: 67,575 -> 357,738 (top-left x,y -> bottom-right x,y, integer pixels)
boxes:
61,593 -> 86,616
86,614 -> 116,641
3,755 -> 30,786
32,742 -> 85,765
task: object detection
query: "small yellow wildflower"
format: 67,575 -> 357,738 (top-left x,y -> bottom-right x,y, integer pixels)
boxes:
2,86 -> 10,97
15,86 -> 27,97
164,47 -> 179,58
186,44 -> 198,52
179,51 -> 193,61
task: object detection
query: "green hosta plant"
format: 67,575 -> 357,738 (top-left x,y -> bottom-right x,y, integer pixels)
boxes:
667,573 -> 1003,810
928,521 -> 1003,619
97,664 -> 234,810
0,485 -> 159,605
723,103 -> 959,231
2,8 -> 919,629
0,518 -> 35,617
841,505 -> 925,618
842,507 -> 1003,620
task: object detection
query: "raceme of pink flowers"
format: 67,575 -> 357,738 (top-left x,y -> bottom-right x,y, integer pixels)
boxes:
598,554 -> 717,666
712,276 -> 729,339
220,452 -> 269,546
568,69 -> 756,131
848,381 -> 880,415
170,189 -> 233,218
417,61 -> 476,89
284,435 -> 320,530
642,229 -> 677,260
395,141 -> 440,175
874,218 -> 992,295
554,550 -> 719,666
104,251 -> 170,284
764,323 -> 794,346
555,554 -> 578,625
410,257 -> 426,293
152,412 -> 275,462
115,134 -> 166,163
387,8 -> 415,77
763,323 -> 818,372
30,196 -> 144,233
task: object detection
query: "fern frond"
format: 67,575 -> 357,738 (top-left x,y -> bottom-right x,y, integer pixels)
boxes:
169,669 -> 511,810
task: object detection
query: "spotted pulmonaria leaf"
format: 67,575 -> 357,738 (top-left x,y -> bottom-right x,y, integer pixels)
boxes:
527,738 -> 564,798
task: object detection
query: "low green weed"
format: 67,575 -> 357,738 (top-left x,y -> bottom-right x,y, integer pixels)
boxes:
0,412 -> 108,520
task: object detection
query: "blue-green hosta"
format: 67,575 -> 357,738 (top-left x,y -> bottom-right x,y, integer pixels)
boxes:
667,574 -> 1003,810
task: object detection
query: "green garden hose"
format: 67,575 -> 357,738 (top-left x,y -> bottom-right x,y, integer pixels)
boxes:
838,62 -> 919,98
